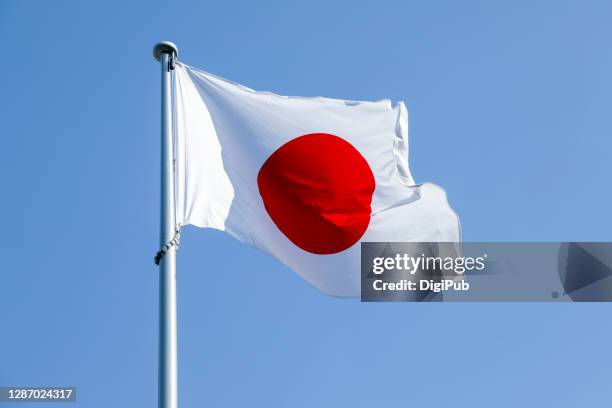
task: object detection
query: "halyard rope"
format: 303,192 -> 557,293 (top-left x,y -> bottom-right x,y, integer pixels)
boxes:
154,226 -> 181,265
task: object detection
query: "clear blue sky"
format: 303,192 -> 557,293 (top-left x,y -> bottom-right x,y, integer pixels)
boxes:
1,0 -> 611,406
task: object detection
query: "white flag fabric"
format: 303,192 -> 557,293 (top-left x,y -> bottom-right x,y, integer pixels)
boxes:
172,63 -> 460,297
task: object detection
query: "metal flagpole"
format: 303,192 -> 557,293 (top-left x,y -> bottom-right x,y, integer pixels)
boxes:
153,41 -> 179,408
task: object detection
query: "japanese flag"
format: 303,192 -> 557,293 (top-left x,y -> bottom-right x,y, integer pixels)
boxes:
172,63 -> 460,297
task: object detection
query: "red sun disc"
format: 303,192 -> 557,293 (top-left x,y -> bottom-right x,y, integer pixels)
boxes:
257,133 -> 375,255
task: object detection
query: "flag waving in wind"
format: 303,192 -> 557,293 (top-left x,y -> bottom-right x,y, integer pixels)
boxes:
172,63 -> 460,296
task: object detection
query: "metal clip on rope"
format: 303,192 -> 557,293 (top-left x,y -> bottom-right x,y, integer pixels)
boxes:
154,227 -> 181,265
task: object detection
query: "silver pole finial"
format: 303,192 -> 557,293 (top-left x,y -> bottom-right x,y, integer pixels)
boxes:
153,41 -> 179,61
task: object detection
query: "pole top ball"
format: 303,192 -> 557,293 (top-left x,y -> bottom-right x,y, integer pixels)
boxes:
153,42 -> 179,61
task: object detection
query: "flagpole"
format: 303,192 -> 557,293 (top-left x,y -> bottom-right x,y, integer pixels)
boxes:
153,41 -> 179,408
